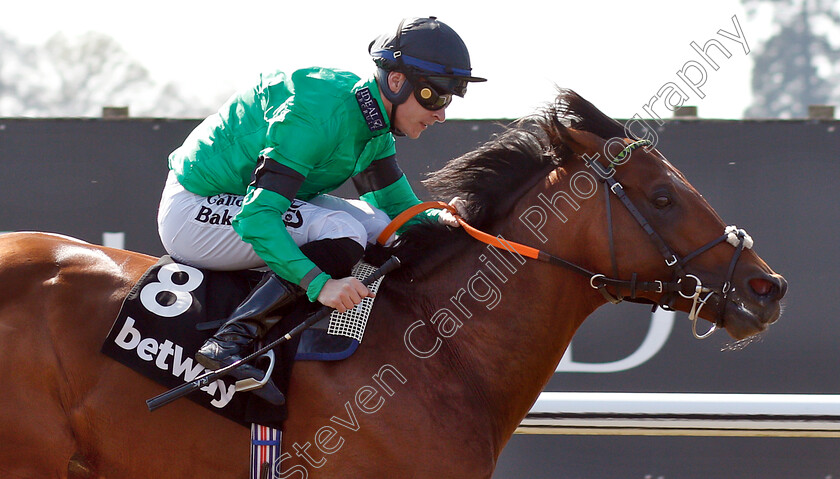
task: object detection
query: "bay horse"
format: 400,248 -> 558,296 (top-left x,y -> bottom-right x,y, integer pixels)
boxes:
0,90 -> 786,478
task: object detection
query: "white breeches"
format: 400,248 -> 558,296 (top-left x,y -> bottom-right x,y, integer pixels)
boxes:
157,171 -> 394,270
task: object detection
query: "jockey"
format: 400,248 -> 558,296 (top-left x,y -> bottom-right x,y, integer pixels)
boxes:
156,16 -> 484,371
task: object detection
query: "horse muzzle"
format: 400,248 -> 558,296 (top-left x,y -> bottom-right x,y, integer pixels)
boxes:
718,271 -> 788,340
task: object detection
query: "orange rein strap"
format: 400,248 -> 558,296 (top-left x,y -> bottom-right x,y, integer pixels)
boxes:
377,201 -> 681,308
376,201 -> 541,260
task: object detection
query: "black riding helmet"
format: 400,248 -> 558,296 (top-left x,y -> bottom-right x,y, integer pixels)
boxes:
369,17 -> 485,126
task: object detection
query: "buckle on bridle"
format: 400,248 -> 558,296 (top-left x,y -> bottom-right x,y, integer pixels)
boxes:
654,280 -> 664,294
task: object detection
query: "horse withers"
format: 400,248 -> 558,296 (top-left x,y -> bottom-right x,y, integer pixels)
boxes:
0,90 -> 786,478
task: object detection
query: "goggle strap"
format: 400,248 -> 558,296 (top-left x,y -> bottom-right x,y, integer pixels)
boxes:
371,50 -> 473,77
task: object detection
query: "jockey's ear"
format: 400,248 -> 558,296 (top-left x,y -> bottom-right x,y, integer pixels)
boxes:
387,71 -> 408,94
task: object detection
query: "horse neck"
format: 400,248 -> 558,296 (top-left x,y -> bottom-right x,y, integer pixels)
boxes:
421,166 -> 608,451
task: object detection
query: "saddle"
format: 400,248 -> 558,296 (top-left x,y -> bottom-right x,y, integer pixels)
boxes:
101,256 -> 383,429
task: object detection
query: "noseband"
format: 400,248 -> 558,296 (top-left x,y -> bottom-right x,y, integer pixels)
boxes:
587,139 -> 754,339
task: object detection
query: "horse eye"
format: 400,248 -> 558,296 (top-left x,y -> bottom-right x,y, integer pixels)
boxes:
653,195 -> 672,208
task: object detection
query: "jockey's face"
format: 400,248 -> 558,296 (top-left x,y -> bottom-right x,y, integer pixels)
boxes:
385,72 -> 446,139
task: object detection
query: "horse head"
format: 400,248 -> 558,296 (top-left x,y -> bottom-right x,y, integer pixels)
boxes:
538,89 -> 787,340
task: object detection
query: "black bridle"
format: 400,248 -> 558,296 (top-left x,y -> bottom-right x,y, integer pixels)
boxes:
533,139 -> 754,339
400,138 -> 754,339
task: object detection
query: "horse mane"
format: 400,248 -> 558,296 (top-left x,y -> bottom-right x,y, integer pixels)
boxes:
367,88 -> 627,281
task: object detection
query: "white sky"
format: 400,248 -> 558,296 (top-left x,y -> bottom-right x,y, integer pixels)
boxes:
3,0 -> 775,119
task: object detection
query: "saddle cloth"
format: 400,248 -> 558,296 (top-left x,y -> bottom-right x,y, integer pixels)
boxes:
101,256 -> 382,429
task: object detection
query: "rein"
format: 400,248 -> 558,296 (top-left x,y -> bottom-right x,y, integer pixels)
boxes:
377,140 -> 754,339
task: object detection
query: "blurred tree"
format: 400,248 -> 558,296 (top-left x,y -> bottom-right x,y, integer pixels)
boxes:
743,0 -> 840,118
0,31 -> 210,117
0,31 -> 35,115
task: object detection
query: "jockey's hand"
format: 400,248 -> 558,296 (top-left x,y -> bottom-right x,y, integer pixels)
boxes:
438,196 -> 468,227
317,277 -> 373,313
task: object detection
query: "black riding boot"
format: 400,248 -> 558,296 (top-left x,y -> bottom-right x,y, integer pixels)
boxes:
196,273 -> 302,370
196,237 -> 364,370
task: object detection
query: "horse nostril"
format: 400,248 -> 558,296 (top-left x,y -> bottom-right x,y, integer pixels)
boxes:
749,278 -> 774,296
748,274 -> 786,300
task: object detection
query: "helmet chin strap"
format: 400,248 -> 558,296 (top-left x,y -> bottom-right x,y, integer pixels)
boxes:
389,103 -> 404,137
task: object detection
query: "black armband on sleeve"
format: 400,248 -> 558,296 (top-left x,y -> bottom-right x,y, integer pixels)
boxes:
250,156 -> 305,200
352,155 -> 404,195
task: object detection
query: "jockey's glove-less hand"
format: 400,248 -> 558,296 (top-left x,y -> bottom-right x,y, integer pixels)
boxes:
437,197 -> 467,228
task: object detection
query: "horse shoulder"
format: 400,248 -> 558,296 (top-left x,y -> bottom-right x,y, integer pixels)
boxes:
281,287 -> 499,477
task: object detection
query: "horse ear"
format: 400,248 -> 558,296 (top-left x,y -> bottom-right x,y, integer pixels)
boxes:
549,121 -> 605,159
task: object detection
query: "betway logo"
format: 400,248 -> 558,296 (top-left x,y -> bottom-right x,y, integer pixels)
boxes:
114,317 -> 236,407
